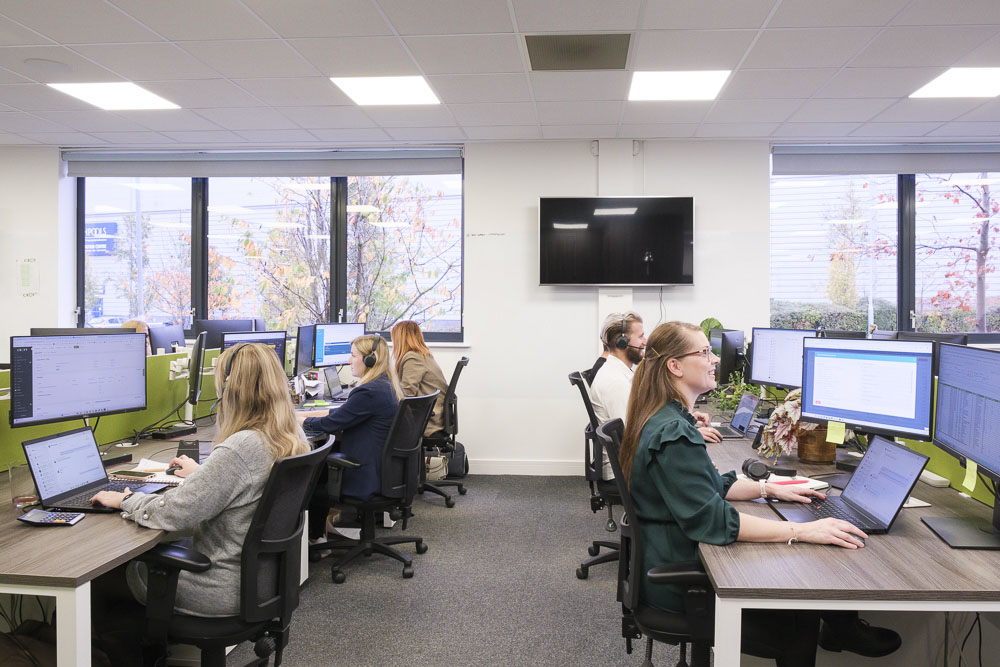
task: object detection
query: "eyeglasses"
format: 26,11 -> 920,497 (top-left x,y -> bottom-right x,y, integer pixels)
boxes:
676,347 -> 716,361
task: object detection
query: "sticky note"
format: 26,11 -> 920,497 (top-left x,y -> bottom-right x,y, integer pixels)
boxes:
962,460 -> 978,492
826,421 -> 846,444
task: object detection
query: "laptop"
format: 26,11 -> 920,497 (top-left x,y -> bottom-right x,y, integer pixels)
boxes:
322,367 -> 352,402
22,427 -> 169,513
769,435 -> 928,534
716,393 -> 761,439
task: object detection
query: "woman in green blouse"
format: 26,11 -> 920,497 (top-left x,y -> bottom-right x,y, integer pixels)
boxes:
619,321 -> 877,666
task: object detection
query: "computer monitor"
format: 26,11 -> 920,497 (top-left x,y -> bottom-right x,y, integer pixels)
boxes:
221,331 -> 287,368
896,331 -> 968,345
749,328 -> 816,389
313,323 -> 366,368
187,331 -> 207,406
192,318 -> 266,349
925,343 -> 1000,549
295,324 -> 315,375
710,328 -> 744,385
148,324 -> 186,355
869,330 -> 898,340
9,333 -> 147,427
30,327 -> 133,335
819,329 -> 867,339
800,337 -> 934,440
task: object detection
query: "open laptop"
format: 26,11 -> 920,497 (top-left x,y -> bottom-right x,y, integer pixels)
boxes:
22,427 -> 169,513
769,435 -> 928,534
716,393 -> 761,439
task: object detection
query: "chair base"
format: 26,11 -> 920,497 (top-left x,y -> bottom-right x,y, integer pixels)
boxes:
419,481 -> 460,507
309,506 -> 426,583
576,540 -> 620,579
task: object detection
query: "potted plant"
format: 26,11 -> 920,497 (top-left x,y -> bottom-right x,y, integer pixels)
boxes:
758,389 -> 838,463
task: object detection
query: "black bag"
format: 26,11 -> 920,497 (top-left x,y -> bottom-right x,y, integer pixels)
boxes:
447,442 -> 469,478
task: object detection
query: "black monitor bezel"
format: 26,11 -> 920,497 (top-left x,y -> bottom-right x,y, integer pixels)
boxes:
220,330 -> 288,373
933,343 -> 1000,480
748,327 -> 817,389
192,318 -> 263,349
295,324 -> 315,376
30,327 -> 133,335
710,328 -> 744,385
187,331 -> 207,406
148,324 -> 186,355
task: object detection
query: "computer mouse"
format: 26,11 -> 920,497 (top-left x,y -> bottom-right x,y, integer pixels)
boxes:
165,465 -> 182,476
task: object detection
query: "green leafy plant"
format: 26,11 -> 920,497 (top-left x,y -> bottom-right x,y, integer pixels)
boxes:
699,317 -> 722,340
708,373 -> 761,413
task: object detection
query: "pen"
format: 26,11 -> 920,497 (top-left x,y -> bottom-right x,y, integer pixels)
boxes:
771,479 -> 808,485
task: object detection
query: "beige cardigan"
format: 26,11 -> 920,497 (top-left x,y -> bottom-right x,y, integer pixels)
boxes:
397,350 -> 449,436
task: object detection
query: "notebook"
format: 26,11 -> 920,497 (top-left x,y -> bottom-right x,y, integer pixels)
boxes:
22,427 -> 169,513
768,435 -> 928,534
716,393 -> 760,439
108,458 -> 185,485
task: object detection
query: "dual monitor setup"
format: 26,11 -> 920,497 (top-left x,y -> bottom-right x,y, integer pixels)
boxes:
745,326 -> 1000,550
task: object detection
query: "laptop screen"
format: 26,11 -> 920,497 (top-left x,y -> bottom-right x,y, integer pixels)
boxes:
23,427 -> 106,501
730,393 -> 760,433
842,435 -> 928,527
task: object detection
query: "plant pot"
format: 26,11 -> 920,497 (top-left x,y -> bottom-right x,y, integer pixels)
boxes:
795,428 -> 835,464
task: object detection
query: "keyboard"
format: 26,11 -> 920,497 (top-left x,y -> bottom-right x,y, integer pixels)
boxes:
715,424 -> 744,438
802,498 -> 857,523
60,481 -> 133,508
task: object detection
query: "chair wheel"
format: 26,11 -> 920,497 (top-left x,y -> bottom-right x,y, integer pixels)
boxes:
253,636 -> 276,659
415,541 -> 428,554
402,565 -> 414,578
445,497 -> 456,508
576,567 -> 588,580
458,485 -> 467,495
332,569 -> 346,584
588,544 -> 600,556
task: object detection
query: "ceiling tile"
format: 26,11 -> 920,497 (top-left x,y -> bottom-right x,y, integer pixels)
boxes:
280,106 -> 377,129
618,124 -> 697,138
362,106 -> 456,127
463,125 -> 541,140
537,100 -> 621,125
872,98 -> 986,122
140,79 -> 263,109
632,30 -> 755,70
19,131 -> 104,144
0,111 -> 70,132
0,132 -> 38,144
696,123 -> 779,137
892,0 -> 1000,26
529,71 -> 629,101
450,102 -> 537,126
849,122 -> 942,137
72,43 -> 221,81
742,28 -> 879,69
814,67 -> 947,99
1,0 -> 161,43
769,0 -> 910,27
511,0 -> 640,32
180,40 -> 318,79
109,0 -> 272,40
955,33 -> 1000,67
159,130 -> 245,143
720,68 -> 834,99
642,0 -> 774,29
241,0 -> 391,38
541,124 -> 617,139
233,128 -> 319,143
0,15 -> 52,46
851,27 -> 997,68
0,45 -> 120,83
428,73 -> 531,104
115,109 -> 225,131
928,122 -> 1000,137
704,99 -> 801,123
622,101 -> 712,124
193,107 -> 297,130
88,131 -> 175,144
956,99 -> 1000,123
309,128 -> 392,142
34,110 -> 152,132
404,35 -> 523,75
770,122 -> 861,137
379,0 -> 513,35
0,83 -> 94,111
0,66 -> 30,84
385,126 -> 466,141
290,37 -> 418,77
788,98 -> 896,122
232,78 -> 352,107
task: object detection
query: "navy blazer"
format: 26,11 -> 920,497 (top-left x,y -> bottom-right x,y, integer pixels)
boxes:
303,375 -> 398,500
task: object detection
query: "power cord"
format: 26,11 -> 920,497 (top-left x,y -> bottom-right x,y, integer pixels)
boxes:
958,612 -> 981,667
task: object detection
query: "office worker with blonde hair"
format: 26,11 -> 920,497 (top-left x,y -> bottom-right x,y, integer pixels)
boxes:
391,320 -> 448,436
121,318 -> 151,356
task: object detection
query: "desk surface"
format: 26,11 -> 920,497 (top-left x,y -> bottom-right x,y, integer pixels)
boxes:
700,440 -> 1000,603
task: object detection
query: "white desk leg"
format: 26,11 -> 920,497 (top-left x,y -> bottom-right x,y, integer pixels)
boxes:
54,581 -> 91,667
714,596 -> 742,667
300,510 -> 309,585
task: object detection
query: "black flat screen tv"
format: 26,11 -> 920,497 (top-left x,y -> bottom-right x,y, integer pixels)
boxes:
538,196 -> 694,286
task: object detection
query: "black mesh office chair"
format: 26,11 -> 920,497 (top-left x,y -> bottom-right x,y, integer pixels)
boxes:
420,357 -> 470,507
313,392 -> 438,583
568,371 -> 620,579
137,441 -> 333,667
596,419 -> 714,667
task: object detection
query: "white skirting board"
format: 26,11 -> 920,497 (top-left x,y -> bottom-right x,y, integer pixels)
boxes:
469,459 -> 581,476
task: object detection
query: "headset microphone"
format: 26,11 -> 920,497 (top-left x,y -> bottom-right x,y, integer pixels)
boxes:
614,315 -> 629,350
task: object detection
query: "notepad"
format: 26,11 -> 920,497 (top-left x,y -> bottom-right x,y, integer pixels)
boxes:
737,473 -> 830,491
109,458 -> 183,486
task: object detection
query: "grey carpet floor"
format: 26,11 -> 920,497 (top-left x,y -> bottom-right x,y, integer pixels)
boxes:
229,474 -> 686,667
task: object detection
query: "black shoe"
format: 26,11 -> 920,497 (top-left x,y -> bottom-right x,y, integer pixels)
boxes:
819,618 -> 901,657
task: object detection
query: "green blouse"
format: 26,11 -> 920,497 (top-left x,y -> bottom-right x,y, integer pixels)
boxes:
630,401 -> 741,613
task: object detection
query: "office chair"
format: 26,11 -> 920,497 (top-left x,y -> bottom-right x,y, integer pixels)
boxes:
596,419 -> 714,667
313,392 -> 438,583
136,441 -> 333,667
420,356 -> 470,507
567,371 -> 620,579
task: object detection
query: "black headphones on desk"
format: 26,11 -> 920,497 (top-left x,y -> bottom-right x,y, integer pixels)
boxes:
742,458 -> 797,481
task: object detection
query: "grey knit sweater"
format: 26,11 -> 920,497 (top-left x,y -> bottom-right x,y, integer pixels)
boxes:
121,430 -> 282,617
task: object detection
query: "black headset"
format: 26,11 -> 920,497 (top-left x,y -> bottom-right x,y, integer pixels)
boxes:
362,336 -> 379,368
221,343 -> 249,396
614,315 -> 629,350
742,458 -> 797,481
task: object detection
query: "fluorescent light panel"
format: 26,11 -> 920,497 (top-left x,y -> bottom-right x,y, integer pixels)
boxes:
331,76 -> 439,105
911,68 -> 1000,98
628,71 -> 730,101
48,82 -> 179,110
594,207 -> 637,216
553,223 -> 589,230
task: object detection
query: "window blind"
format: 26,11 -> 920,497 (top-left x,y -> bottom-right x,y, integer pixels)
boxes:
772,143 -> 1000,175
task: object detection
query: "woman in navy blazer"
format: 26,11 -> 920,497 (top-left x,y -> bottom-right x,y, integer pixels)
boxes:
300,334 -> 401,538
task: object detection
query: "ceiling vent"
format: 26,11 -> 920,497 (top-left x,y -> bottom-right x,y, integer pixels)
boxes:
525,34 -> 630,71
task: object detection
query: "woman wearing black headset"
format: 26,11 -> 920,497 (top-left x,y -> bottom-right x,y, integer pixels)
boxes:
298,334 -> 402,539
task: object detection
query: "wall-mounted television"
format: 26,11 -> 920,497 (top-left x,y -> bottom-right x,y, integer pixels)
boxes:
538,196 -> 694,286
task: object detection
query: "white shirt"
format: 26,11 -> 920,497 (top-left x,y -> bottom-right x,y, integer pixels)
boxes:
589,354 -> 634,479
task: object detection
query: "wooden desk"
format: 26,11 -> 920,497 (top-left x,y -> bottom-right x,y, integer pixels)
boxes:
700,440 -> 1000,665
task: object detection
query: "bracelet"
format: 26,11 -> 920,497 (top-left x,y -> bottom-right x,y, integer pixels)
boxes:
759,479 -> 767,499
787,524 -> 798,545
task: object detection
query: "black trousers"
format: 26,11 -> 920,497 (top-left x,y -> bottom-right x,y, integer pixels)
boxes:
741,609 -> 822,667
90,563 -> 150,667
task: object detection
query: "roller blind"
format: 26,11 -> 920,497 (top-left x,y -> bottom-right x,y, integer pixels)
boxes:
772,143 -> 1000,175
63,148 -> 463,177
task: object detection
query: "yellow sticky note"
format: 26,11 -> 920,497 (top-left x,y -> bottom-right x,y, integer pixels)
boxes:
826,421 -> 846,444
962,460 -> 978,492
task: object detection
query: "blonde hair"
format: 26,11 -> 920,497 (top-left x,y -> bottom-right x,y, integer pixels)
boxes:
214,343 -> 309,461
121,319 -> 149,334
619,321 -> 703,486
353,335 -> 403,399
390,320 -> 430,376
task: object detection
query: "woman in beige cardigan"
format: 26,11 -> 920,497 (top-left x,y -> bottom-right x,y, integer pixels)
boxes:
391,320 -> 449,436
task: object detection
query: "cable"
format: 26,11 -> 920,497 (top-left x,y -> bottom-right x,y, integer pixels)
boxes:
959,612 -> 981,666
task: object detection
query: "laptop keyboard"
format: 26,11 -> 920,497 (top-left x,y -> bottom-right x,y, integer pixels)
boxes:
61,481 -> 133,507
803,498 -> 857,523
715,424 -> 743,437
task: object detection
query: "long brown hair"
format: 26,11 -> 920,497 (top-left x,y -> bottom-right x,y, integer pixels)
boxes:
214,343 -> 308,460
619,321 -> 703,486
353,335 -> 403,399
390,320 -> 430,376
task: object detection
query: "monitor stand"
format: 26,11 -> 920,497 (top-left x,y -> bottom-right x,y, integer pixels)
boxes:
922,494 -> 1000,550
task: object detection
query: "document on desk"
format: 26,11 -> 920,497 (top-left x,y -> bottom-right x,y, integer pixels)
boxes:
109,458 -> 183,486
737,473 -> 830,491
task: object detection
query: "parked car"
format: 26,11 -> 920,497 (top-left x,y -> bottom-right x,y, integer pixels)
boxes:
88,316 -> 126,327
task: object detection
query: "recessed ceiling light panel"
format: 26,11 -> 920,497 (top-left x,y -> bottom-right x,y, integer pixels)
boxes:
910,68 -> 1000,98
48,82 -> 180,110
331,76 -> 439,105
628,71 -> 730,101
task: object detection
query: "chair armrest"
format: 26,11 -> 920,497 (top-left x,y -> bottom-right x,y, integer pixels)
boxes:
138,542 -> 213,646
327,452 -> 361,469
137,542 -> 212,573
647,560 -> 711,587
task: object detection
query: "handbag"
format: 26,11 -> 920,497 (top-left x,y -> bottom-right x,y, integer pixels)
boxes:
425,454 -> 448,480
447,441 -> 469,478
